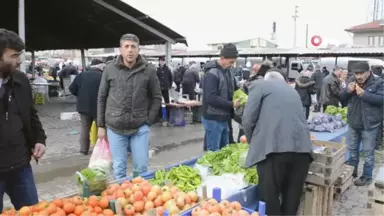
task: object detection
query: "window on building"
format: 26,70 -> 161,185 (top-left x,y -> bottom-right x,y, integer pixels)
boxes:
379,36 -> 384,47
368,36 -> 375,47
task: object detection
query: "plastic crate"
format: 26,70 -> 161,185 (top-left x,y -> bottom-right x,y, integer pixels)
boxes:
176,187 -> 266,216
75,171 -> 107,198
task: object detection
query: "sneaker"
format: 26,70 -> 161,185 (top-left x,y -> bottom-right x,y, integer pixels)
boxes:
354,176 -> 372,186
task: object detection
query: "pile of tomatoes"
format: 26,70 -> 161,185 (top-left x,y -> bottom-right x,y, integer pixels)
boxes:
191,199 -> 260,216
102,176 -> 199,216
1,195 -> 113,216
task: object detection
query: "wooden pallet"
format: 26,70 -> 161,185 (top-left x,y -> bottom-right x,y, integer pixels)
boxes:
334,176 -> 353,200
368,184 -> 384,203
335,164 -> 354,186
297,184 -> 334,216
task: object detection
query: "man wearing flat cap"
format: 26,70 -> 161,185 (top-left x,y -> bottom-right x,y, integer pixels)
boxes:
70,59 -> 105,155
97,34 -> 162,179
201,43 -> 241,151
340,61 -> 384,186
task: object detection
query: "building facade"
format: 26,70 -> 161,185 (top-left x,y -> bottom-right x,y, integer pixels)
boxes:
207,37 -> 278,51
345,20 -> 384,47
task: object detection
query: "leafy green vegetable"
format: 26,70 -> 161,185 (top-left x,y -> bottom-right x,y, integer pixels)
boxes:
150,165 -> 202,192
197,144 -> 258,185
233,89 -> 248,105
325,106 -> 348,121
76,167 -> 107,193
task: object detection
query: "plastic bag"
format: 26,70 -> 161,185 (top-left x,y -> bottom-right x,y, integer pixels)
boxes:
194,164 -> 210,180
196,174 -> 248,199
238,150 -> 248,168
233,89 -> 248,105
88,139 -> 112,173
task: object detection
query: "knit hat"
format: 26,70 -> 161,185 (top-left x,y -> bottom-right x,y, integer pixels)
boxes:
220,43 -> 239,58
352,62 -> 370,73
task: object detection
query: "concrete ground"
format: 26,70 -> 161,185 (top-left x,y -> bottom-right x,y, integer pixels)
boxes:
3,97 -> 383,216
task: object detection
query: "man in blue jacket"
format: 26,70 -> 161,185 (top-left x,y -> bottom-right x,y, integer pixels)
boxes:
340,61 -> 384,186
202,43 -> 241,151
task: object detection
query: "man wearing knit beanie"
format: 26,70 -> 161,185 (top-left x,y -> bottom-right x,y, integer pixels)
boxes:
201,43 -> 241,151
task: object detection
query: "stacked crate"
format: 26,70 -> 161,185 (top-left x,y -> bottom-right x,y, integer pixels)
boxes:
367,167 -> 384,216
334,164 -> 354,200
298,140 -> 347,216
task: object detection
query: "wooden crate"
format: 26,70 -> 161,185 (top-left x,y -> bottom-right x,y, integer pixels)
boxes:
334,176 -> 353,200
306,163 -> 345,186
298,184 -> 334,216
335,164 -> 354,186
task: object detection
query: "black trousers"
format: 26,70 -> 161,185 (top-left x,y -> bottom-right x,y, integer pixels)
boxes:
257,152 -> 311,216
227,119 -> 235,144
182,83 -> 196,100
314,89 -> 321,112
175,82 -> 181,92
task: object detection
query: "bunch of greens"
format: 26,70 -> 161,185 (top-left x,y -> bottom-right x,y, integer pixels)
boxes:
150,165 -> 202,192
76,167 -> 108,193
197,144 -> 258,185
325,106 -> 348,121
233,89 -> 248,105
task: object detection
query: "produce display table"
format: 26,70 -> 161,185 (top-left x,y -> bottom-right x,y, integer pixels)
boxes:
113,156 -> 261,210
311,126 -> 348,142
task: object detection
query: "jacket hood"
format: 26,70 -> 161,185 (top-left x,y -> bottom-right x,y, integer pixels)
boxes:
295,75 -> 315,88
203,60 -> 220,72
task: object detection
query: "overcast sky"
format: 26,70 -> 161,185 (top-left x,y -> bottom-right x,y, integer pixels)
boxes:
125,0 -> 375,49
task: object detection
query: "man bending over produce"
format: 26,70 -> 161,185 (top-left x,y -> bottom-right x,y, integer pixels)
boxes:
340,61 -> 384,186
201,43 -> 241,151
97,34 -> 162,179
242,69 -> 313,216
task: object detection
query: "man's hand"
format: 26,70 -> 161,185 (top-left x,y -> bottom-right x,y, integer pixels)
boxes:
233,98 -> 242,109
347,82 -> 356,93
355,85 -> 365,96
98,127 -> 107,140
33,143 -> 45,159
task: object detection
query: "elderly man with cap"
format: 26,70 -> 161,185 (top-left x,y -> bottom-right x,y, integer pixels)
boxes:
243,68 -> 313,216
340,61 -> 384,186
69,59 -> 105,155
201,43 -> 241,151
97,34 -> 162,179
319,66 -> 344,111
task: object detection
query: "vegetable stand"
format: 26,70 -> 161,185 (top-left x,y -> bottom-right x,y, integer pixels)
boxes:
112,156 -> 261,210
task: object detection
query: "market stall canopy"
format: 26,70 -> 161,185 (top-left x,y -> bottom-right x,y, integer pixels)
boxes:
1,0 -> 187,51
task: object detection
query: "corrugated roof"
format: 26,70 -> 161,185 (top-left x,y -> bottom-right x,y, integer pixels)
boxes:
1,0 -> 187,51
144,47 -> 384,58
345,20 -> 384,32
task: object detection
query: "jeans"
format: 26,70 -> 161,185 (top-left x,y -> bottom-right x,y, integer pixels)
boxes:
0,164 -> 39,212
107,125 -> 150,180
202,117 -> 229,151
347,126 -> 379,179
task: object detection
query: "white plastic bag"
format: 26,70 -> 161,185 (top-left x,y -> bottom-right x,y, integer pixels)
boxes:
88,139 -> 112,173
194,164 -> 210,180
196,173 -> 248,199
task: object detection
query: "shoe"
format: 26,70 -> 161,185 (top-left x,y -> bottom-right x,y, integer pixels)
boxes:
354,176 -> 372,186
352,172 -> 358,178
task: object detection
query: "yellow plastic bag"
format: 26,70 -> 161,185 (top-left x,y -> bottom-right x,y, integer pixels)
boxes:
90,121 -> 98,146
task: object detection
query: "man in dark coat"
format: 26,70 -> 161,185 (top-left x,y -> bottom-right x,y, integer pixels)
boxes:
340,62 -> 383,186
182,62 -> 200,100
0,29 -> 46,212
202,43 -> 241,151
320,66 -> 343,111
243,69 -> 312,216
295,74 -> 315,119
311,65 -> 324,112
69,59 -> 105,155
156,57 -> 173,120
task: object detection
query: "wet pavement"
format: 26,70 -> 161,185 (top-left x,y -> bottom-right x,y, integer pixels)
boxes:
2,97 -> 384,216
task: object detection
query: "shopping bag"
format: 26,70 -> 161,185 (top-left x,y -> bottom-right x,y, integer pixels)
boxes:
88,139 -> 112,173
89,121 -> 98,146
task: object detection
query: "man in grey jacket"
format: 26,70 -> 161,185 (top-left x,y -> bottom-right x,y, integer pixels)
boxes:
243,69 -> 313,216
97,34 -> 162,180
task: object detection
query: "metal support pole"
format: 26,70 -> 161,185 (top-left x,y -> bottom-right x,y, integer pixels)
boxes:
81,49 -> 86,70
18,0 -> 26,73
31,51 -> 35,78
305,24 -> 309,48
165,42 -> 172,66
